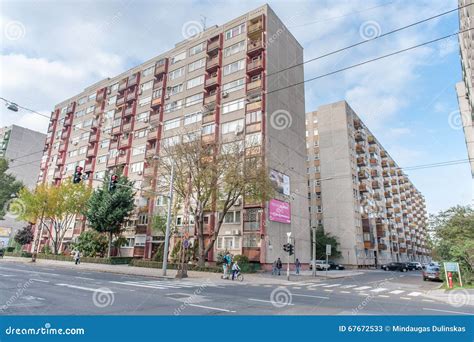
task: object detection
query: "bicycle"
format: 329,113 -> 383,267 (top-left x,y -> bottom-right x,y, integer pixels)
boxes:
231,271 -> 244,282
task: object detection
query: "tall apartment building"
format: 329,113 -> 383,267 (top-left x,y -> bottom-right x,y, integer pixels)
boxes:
36,5 -> 310,265
456,0 -> 474,176
0,125 -> 46,247
306,101 -> 430,267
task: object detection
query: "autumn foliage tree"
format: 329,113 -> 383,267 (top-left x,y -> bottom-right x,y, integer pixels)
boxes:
153,131 -> 274,266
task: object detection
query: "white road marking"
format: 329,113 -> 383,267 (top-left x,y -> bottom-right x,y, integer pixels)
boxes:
292,294 -> 329,300
75,276 -> 95,280
407,292 -> 422,297
400,297 -> 412,300
377,295 -> 390,298
423,308 -> 474,315
370,288 -> 388,293
248,298 -> 294,306
358,293 -> 370,296
56,284 -> 114,293
340,291 -> 351,294
188,304 -> 236,313
292,287 -> 302,289
263,285 -> 272,288
110,281 -> 167,289
422,299 -> 434,302
354,286 -> 371,291
0,267 -> 60,276
0,274 -> 14,277
308,283 -> 328,287
323,289 -> 333,292
340,285 -> 357,289
389,290 -> 404,295
31,279 -> 49,283
323,284 -> 341,288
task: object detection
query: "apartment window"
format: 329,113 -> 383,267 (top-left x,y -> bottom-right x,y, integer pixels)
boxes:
152,88 -> 162,100
189,42 -> 204,56
164,100 -> 182,113
82,119 -> 93,128
245,132 -> 261,147
97,155 -> 107,164
78,97 -> 87,105
187,75 -> 204,89
105,109 -> 114,119
73,123 -> 81,131
162,136 -> 180,148
142,65 -> 154,77
221,119 -> 244,135
202,124 -> 215,135
107,95 -> 117,106
110,83 -> 119,92
80,132 -> 89,141
88,93 -> 96,101
94,170 -> 105,180
223,59 -> 245,76
140,80 -> 153,92
136,111 -> 149,123
242,234 -> 259,247
224,40 -> 245,57
135,235 -> 146,247
132,145 -> 146,156
168,84 -> 183,96
109,149 -> 118,158
100,139 -> 109,149
222,78 -> 245,93
184,111 -> 202,125
225,23 -> 245,40
222,98 -> 245,114
113,118 -> 121,127
183,130 -> 200,143
66,162 -> 76,172
86,105 -> 95,114
134,129 -> 147,139
221,211 -> 241,224
168,67 -> 185,81
246,110 -> 262,124
79,146 -> 87,155
188,58 -> 205,72
155,195 -> 168,206
139,96 -> 152,107
164,117 -> 181,131
69,150 -> 78,157
170,51 -> 186,65
185,93 -> 203,107
75,109 -> 85,118
61,106 -> 67,115
130,162 -> 144,173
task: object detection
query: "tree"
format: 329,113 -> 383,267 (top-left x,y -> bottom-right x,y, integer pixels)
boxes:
18,180 -> 92,255
14,225 -> 34,246
313,225 -> 341,260
150,214 -> 167,261
429,205 -> 474,284
0,158 -> 23,219
85,173 -> 135,257
72,230 -> 108,257
152,131 -> 274,267
113,235 -> 128,257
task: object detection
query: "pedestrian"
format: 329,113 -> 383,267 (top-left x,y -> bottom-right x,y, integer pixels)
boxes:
295,258 -> 301,275
272,260 -> 278,275
73,250 -> 81,265
276,257 -> 282,276
231,261 -> 241,280
222,251 -> 231,279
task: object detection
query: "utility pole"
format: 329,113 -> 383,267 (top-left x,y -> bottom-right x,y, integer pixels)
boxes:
162,161 -> 175,276
286,232 -> 291,281
312,226 -> 316,277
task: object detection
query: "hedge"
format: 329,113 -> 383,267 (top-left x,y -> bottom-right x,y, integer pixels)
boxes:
4,252 -> 132,265
130,259 -> 222,273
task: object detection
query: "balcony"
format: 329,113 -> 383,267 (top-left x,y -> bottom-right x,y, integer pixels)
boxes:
118,80 -> 128,93
359,182 -> 369,193
372,180 -> 381,189
247,78 -> 262,92
205,53 -> 220,73
148,112 -> 160,126
202,133 -> 216,144
247,16 -> 264,37
246,99 -> 262,112
96,89 -> 106,102
247,38 -> 264,56
66,103 -> 75,114
145,148 -> 156,159
364,241 -> 374,249
126,90 -> 137,102
356,156 -> 366,166
207,37 -> 221,54
204,75 -> 218,90
128,74 -> 138,88
247,58 -> 263,75
116,96 -> 125,107
107,157 -> 116,167
112,125 -> 122,135
246,121 -> 262,133
64,115 -> 73,127
117,153 -> 127,165
53,170 -> 62,179
61,129 -> 69,140
86,146 -> 96,158
154,59 -> 167,77
355,143 -> 366,154
378,243 -> 387,250
56,153 -> 66,166
123,104 -> 136,117
59,143 -> 67,152
118,135 -> 132,149
84,161 -> 93,173
147,127 -> 158,141
122,122 -> 132,133
367,135 -> 376,144
151,97 -> 162,109
358,170 -> 369,179
202,111 -> 216,124
354,131 -> 366,141
204,93 -> 217,106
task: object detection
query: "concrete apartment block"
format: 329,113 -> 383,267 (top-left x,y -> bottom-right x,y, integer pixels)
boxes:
456,0 -> 474,176
36,4 -> 309,265
307,101 -> 430,267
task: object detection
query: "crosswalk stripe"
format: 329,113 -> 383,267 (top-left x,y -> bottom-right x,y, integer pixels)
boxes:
370,288 -> 388,293
340,285 -> 357,289
407,292 -> 422,297
340,291 -> 351,294
354,286 -> 371,290
323,284 -> 341,288
389,290 -> 404,295
308,283 -> 328,287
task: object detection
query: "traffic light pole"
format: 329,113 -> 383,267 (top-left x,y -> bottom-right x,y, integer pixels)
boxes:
312,227 -> 316,277
162,161 -> 175,277
286,232 -> 291,281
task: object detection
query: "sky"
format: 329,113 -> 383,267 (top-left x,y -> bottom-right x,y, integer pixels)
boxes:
0,0 -> 472,214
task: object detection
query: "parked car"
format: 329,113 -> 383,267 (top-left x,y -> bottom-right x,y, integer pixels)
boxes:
309,260 -> 330,270
0,248 -> 4,258
423,266 -> 441,281
407,262 -> 422,270
328,261 -> 345,270
381,262 -> 408,272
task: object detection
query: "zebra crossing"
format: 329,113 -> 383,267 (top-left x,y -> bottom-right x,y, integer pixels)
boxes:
110,279 -> 223,290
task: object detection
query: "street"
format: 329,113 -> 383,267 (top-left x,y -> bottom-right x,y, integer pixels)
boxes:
0,261 -> 471,316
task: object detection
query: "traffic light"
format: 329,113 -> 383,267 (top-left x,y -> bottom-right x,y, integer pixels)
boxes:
283,243 -> 289,252
288,244 -> 294,256
73,166 -> 83,184
109,174 -> 118,192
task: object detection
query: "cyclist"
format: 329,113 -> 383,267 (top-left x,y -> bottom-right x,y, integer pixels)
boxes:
231,261 -> 241,281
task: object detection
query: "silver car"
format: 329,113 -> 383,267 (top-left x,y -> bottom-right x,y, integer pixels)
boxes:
422,266 -> 441,281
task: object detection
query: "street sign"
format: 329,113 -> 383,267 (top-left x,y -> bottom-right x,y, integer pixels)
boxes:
444,262 -> 459,272
183,239 -> 190,249
326,244 -> 332,256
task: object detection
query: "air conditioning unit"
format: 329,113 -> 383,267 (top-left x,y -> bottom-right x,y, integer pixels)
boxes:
137,171 -> 143,175
149,127 -> 156,132
143,118 -> 149,123
232,230 -> 241,236
222,92 -> 229,98
72,141 -> 78,146
224,230 -> 231,235
234,125 -> 244,135
166,86 -> 172,91
165,95 -> 170,100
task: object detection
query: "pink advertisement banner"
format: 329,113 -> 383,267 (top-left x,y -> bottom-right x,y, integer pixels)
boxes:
268,199 -> 291,224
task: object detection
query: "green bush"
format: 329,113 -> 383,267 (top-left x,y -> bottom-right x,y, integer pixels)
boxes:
6,247 -> 14,252
20,251 -> 32,258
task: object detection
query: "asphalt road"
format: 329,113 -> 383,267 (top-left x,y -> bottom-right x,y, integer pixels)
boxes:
0,261 -> 471,316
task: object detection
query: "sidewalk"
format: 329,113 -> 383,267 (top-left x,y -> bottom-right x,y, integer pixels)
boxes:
0,256 -> 362,285
422,287 -> 474,307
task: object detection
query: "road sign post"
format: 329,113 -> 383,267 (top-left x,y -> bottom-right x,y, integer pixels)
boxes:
325,244 -> 331,279
444,262 -> 462,287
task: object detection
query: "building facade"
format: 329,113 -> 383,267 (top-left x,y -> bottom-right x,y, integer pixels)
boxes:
36,5 -> 310,265
456,0 -> 474,176
0,125 -> 46,247
306,101 -> 430,267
